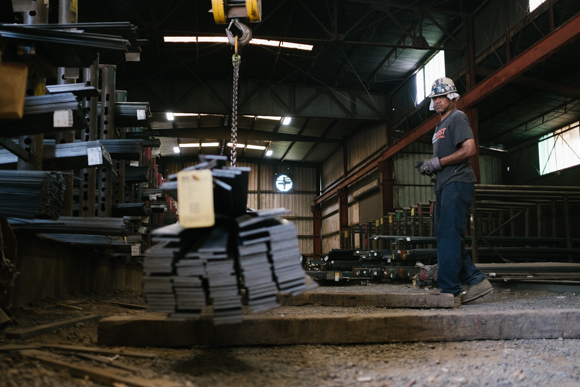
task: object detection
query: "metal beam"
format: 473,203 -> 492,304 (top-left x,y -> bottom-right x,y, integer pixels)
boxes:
120,78 -> 386,120
475,66 -> 580,98
343,0 -> 465,16
254,35 -> 462,50
0,136 -> 30,162
314,12 -> 580,205
296,0 -> 334,39
145,128 -> 342,143
458,11 -> 580,109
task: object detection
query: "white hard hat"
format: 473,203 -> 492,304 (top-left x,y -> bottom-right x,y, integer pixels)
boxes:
428,77 -> 457,98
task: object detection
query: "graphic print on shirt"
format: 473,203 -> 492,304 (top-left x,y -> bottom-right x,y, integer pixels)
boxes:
432,127 -> 447,144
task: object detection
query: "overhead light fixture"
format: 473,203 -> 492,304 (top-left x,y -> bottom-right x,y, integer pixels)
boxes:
246,145 -> 266,150
173,113 -> 199,117
282,117 -> 292,125
266,150 -> 273,156
197,36 -> 229,43
179,143 -> 200,148
280,41 -> 313,51
250,38 -> 281,47
163,36 -> 313,51
166,112 -> 174,121
201,142 -> 220,147
227,143 -> 245,148
164,36 -> 196,43
257,115 -> 282,120
173,147 -> 180,153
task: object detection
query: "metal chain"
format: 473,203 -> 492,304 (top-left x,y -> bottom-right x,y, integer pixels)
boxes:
230,53 -> 241,167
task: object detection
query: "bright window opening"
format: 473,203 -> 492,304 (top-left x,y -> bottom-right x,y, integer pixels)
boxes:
415,51 -> 445,105
529,0 -> 546,12
538,122 -> 580,175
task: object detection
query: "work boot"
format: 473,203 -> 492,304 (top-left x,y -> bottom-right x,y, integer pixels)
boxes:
454,294 -> 462,308
462,279 -> 493,304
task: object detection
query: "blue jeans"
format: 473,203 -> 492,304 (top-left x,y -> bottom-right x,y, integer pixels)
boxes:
434,182 -> 485,296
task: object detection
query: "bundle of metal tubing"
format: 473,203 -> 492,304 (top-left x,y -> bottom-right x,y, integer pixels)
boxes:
0,171 -> 65,219
7,216 -> 131,236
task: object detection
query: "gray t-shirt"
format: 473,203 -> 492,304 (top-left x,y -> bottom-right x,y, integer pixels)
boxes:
432,109 -> 477,194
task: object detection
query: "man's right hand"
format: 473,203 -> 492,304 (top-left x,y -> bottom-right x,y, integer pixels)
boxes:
418,157 -> 442,176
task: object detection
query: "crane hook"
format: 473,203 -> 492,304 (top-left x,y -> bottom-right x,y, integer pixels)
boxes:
226,19 -> 252,47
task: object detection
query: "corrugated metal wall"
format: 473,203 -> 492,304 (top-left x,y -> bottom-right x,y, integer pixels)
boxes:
321,122 -> 387,190
347,122 -> 387,169
480,154 -> 504,184
394,143 -> 434,208
321,148 -> 343,190
162,160 -> 317,257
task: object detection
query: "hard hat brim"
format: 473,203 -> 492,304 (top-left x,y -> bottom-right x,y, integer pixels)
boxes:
428,91 -> 452,98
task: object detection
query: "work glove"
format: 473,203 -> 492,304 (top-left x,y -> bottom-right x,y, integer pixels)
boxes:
418,157 -> 442,176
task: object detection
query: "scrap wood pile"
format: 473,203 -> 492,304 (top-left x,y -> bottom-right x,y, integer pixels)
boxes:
0,342 -> 179,387
143,155 -> 315,324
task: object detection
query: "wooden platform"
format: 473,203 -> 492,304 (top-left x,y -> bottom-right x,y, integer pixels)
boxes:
98,309 -> 580,347
279,292 -> 453,308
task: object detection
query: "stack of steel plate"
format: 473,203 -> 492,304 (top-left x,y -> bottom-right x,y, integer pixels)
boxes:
238,210 -> 315,297
142,157 -> 314,324
237,211 -> 291,311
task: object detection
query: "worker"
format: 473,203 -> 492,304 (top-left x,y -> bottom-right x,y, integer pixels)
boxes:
417,77 -> 493,307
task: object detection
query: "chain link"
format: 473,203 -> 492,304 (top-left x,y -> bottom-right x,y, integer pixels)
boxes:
230,53 -> 241,167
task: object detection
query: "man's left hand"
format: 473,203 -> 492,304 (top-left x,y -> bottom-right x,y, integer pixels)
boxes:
419,157 -> 442,175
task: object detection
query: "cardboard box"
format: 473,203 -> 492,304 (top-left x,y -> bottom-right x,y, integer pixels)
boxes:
0,61 -> 29,119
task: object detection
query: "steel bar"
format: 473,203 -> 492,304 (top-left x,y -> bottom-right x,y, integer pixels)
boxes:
0,23 -> 130,50
46,84 -> 99,97
125,166 -> 149,184
0,135 -> 29,161
111,203 -> 151,218
0,171 -> 65,219
8,216 -> 130,235
40,233 -> 142,253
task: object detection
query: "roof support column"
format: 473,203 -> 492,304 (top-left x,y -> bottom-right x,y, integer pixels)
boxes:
378,160 -> 394,216
311,204 -> 322,260
338,188 -> 349,249
466,107 -> 480,183
464,12 -> 480,183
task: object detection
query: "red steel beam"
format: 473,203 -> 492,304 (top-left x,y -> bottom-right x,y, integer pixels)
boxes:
314,10 -> 580,205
